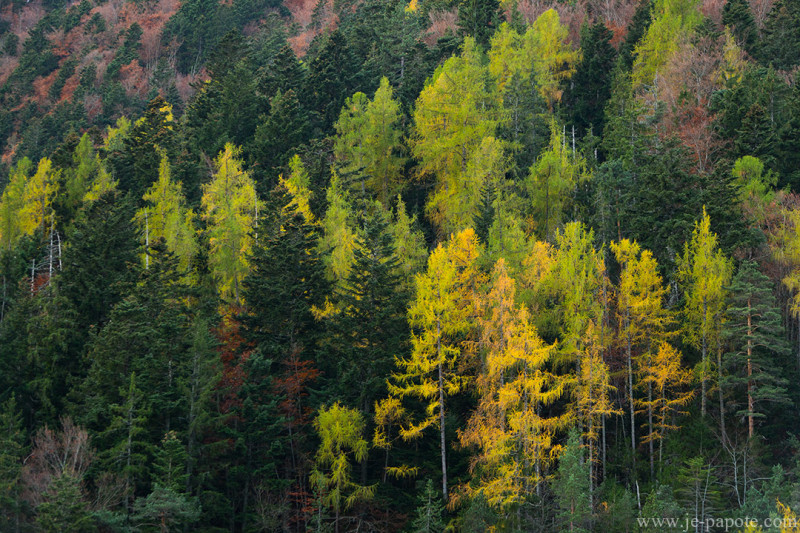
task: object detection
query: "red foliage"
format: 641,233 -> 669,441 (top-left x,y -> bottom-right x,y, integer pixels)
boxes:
119,60 -> 149,100
32,70 -> 58,106
516,0 -> 588,45
272,348 -> 320,435
59,71 -> 80,103
214,315 -> 250,415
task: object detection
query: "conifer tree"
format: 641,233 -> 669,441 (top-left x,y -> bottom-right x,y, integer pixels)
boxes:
460,259 -> 568,513
135,153 -> 198,272
457,0 -> 502,47
390,230 -> 479,502
97,372 -> 152,512
678,208 -> 732,427
0,395 -> 25,531
0,158 -> 32,253
318,172 -> 361,287
527,121 -> 589,240
201,143 -> 262,305
412,37 -> 500,235
553,429 -> 591,533
636,342 -> 693,470
310,403 -> 375,533
20,157 -> 58,238
334,77 -> 405,203
723,260 -> 790,439
410,479 -> 445,533
326,207 -> 408,416
611,238 -> 671,475
523,9 -> 581,111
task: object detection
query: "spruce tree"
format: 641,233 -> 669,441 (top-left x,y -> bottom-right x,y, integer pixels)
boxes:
457,0 -> 502,47
324,206 -> 409,415
0,395 -> 25,532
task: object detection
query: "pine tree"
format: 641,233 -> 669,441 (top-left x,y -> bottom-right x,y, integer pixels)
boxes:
251,89 -> 309,173
723,260 -> 790,439
96,372 -> 152,512
457,0 -> 502,47
565,21 -> 617,137
722,0 -> 758,55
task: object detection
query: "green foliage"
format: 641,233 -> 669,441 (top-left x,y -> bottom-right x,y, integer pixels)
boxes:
553,429 -> 590,533
410,479 -> 445,533
36,474 -> 95,533
0,395 -> 25,530
723,260 -> 791,434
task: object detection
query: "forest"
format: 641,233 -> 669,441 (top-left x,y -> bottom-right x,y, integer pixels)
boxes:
1,0 -> 800,530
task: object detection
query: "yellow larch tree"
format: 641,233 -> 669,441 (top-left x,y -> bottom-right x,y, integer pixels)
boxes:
636,342 -> 694,472
0,158 -> 32,253
677,207 -> 732,431
388,229 -> 479,502
135,153 -> 198,272
459,258 -> 568,515
279,154 -> 314,223
411,37 -> 501,235
611,238 -> 672,476
20,158 -> 59,239
201,143 -> 262,306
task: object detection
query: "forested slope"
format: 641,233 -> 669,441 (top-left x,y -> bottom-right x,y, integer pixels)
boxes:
2,0 -> 800,531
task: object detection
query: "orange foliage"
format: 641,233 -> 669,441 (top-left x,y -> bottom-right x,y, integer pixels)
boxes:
119,60 -> 148,100
32,70 -> 58,106
59,72 -> 80,103
215,316 -> 250,415
424,8 -> 458,46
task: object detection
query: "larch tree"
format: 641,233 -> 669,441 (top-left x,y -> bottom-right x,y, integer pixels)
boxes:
310,403 -> 375,533
20,158 -> 59,239
135,153 -> 198,272
611,238 -> 672,476
636,342 -> 694,470
318,171 -> 361,288
200,143 -> 262,306
411,37 -> 500,235
460,259 -> 568,516
631,0 -> 702,90
389,230 -> 478,502
678,208 -> 732,434
522,9 -> 581,111
334,77 -> 406,203
0,158 -> 32,253
527,121 -> 589,240
279,154 -> 314,223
